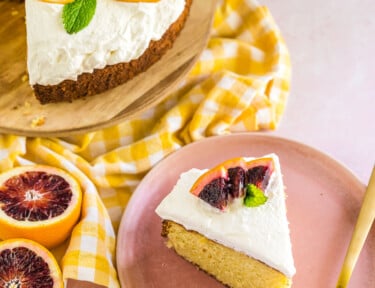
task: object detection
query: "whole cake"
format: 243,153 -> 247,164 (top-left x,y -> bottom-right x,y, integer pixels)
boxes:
155,154 -> 296,288
25,0 -> 192,104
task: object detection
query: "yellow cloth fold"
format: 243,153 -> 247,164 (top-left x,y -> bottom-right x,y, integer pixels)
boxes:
0,0 -> 290,287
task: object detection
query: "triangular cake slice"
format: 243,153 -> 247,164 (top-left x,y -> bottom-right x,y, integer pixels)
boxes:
25,0 -> 191,104
155,154 -> 296,288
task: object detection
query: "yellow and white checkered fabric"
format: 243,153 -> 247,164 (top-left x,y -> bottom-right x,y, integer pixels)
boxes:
0,0 -> 290,287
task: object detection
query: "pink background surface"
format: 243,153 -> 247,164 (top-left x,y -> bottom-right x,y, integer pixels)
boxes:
264,0 -> 375,184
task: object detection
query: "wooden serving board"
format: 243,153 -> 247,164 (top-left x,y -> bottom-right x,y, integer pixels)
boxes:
0,0 -> 216,137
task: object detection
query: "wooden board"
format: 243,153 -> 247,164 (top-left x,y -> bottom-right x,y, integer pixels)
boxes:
0,0 -> 216,137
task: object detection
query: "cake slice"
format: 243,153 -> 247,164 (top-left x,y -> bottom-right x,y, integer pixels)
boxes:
155,154 -> 296,288
25,0 -> 192,104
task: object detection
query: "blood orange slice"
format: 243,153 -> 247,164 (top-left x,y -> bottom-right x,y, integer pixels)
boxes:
190,157 -> 274,210
0,238 -> 63,288
0,166 -> 82,249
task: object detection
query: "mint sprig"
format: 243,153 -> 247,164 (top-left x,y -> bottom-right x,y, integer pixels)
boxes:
62,0 -> 96,34
243,184 -> 268,207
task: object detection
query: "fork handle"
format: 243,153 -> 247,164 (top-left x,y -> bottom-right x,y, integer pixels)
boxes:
336,165 -> 375,288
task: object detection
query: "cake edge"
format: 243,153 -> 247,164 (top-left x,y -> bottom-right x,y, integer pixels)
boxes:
32,0 -> 193,104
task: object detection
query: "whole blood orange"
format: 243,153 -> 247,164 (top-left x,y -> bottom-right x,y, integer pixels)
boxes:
0,238 -> 63,288
0,165 -> 82,249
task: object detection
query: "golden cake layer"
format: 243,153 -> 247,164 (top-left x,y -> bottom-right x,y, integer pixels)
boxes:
162,220 -> 292,288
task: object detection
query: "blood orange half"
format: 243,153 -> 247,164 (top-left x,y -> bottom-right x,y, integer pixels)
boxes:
0,165 -> 82,249
0,238 -> 63,288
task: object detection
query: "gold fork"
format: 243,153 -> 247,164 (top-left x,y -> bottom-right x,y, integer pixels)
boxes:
336,165 -> 375,288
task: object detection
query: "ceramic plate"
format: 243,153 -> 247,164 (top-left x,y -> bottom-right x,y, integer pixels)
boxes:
116,134 -> 374,287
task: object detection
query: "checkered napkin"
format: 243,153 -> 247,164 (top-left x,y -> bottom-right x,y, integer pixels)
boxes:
0,0 -> 290,287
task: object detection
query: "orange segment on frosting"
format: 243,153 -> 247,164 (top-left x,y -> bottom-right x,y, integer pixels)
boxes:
190,157 -> 275,210
190,157 -> 274,195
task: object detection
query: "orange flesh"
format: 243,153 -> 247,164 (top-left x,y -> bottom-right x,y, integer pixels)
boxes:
190,157 -> 274,196
190,166 -> 227,196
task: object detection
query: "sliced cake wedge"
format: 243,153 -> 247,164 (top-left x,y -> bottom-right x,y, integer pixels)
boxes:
155,154 -> 296,288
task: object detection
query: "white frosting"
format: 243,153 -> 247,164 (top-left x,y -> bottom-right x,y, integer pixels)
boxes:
155,154 -> 296,278
25,0 -> 186,85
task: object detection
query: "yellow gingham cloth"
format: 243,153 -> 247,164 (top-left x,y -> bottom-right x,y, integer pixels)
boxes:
0,0 -> 290,287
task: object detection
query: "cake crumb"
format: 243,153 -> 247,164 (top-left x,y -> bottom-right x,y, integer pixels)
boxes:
166,240 -> 173,249
31,116 -> 46,127
11,10 -> 19,16
24,101 -> 31,108
21,74 -> 28,82
11,101 -> 32,112
21,101 -> 33,115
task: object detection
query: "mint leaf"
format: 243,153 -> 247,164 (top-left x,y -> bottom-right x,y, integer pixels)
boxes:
62,0 -> 96,34
243,184 -> 268,207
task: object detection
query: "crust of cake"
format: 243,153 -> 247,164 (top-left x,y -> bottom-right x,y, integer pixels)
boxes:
162,220 -> 292,288
33,0 -> 193,104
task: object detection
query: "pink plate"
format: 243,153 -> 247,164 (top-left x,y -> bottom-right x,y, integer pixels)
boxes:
116,134 -> 374,287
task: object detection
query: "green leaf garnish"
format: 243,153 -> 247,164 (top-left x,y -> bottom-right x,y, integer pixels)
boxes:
243,184 -> 268,207
62,0 -> 96,34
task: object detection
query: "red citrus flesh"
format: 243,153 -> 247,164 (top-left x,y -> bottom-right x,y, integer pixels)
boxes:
0,171 -> 72,221
190,157 -> 274,210
0,238 -> 63,288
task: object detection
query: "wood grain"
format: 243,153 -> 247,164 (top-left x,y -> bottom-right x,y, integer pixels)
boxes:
0,0 -> 216,137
